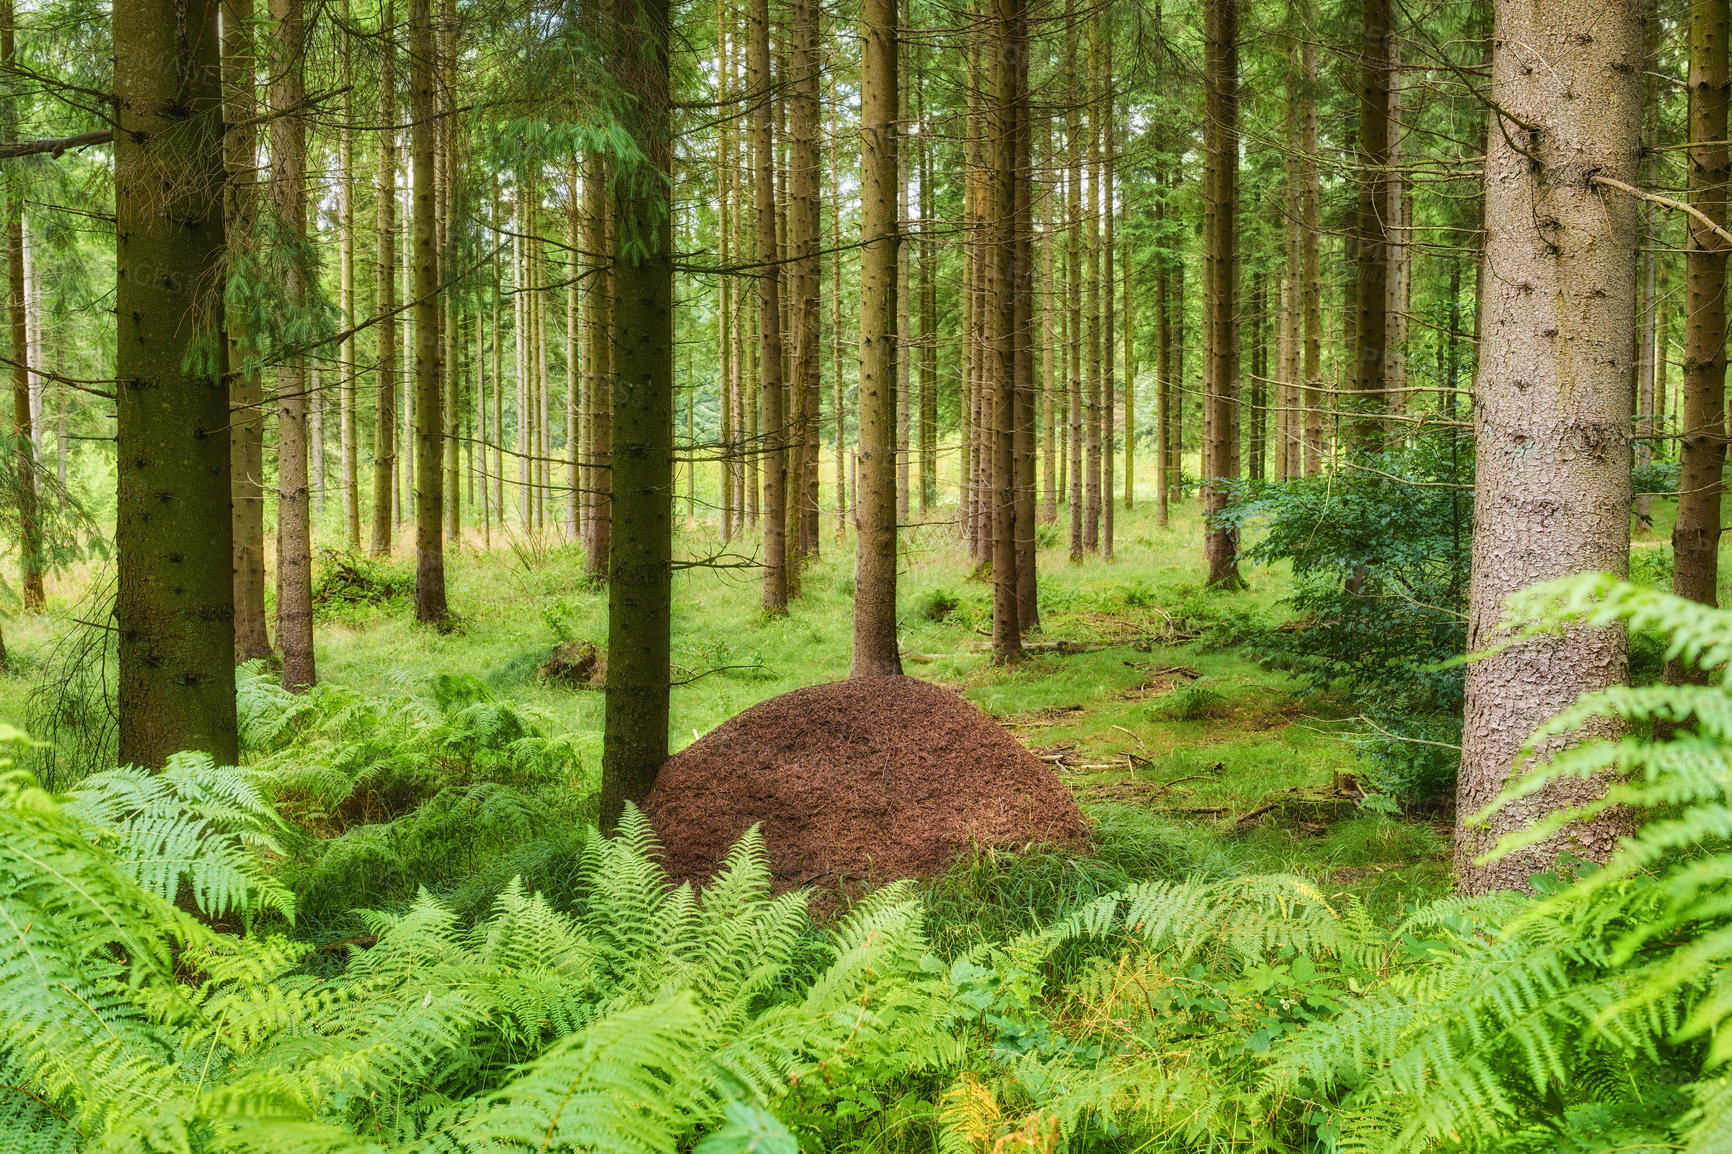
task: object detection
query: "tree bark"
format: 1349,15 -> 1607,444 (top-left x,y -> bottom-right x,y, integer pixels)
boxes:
598,0 -> 674,832
410,0 -> 447,625
583,155 -> 613,581
1351,0 -> 1391,447
1,1 -> 39,614
1300,0 -> 1323,476
851,0 -> 902,676
1010,0 -> 1037,630
989,0 -> 1024,663
1670,0 -> 1730,676
1202,0 -> 1242,589
271,0 -> 315,692
222,0 -> 269,658
371,3 -> 398,556
1456,0 -> 1641,894
339,0 -> 360,547
114,0 -> 239,764
750,0 -> 787,615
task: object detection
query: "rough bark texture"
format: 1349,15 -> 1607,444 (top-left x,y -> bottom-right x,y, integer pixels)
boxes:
114,0 -> 239,764
1202,0 -> 1241,589
1352,0 -> 1391,445
370,3 -> 398,557
338,0 -> 359,547
750,0 -> 787,616
1457,0 -> 1641,894
1299,0 -> 1323,475
410,0 -> 447,625
221,0 -> 269,658
852,0 -> 901,676
598,0 -> 673,833
270,0 -> 315,693
791,0 -> 821,560
1671,0 -> 1730,672
988,0 -> 1024,664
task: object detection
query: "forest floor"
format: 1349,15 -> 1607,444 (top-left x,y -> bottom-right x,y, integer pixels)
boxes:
0,487 -> 1458,925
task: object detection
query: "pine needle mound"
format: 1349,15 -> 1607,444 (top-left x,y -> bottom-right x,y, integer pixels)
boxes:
645,675 -> 1088,888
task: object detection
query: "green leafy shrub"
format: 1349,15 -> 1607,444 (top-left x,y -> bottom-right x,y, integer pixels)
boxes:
310,546 -> 414,614
1225,433 -> 1471,802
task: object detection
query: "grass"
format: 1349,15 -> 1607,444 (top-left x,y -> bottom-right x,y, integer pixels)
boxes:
0,451 -> 1537,923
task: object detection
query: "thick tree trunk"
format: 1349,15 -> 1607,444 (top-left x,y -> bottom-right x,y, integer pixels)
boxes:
271,0 -> 315,692
222,0 -> 270,658
114,0 -> 238,763
1202,0 -> 1242,588
852,0 -> 901,674
410,0 -> 447,625
371,4 -> 398,557
1671,0 -> 1730,676
1456,0 -> 1641,894
598,0 -> 673,832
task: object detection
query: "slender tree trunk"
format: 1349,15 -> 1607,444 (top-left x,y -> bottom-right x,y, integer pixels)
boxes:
115,0 -> 237,765
1351,0 -> 1391,446
1041,160 -> 1058,525
270,0 -> 315,692
1457,0 -> 1641,894
221,0 -> 269,657
1010,0 -> 1037,630
599,0 -> 674,832
792,0 -> 821,559
1101,33 -> 1115,560
1155,163 -> 1170,528
1083,32 -> 1101,554
1202,0 -> 1242,588
989,0 -> 1024,663
339,0 -> 360,547
1066,19 -> 1083,562
1300,0 -> 1323,475
852,0 -> 902,675
831,74 -> 847,541
440,0 -> 461,547
918,77 -> 938,513
1671,0 -> 1730,678
371,4 -> 398,556
583,156 -> 613,580
1,4 -> 37,614
410,0 -> 447,624
750,0 -> 788,615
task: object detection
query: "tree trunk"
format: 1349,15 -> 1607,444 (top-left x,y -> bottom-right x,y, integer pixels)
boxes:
989,0 -> 1023,663
410,0 -> 447,625
1670,0 -> 1730,678
583,155 -> 613,581
371,2 -> 398,556
1100,32 -> 1115,561
1,3 -> 38,615
852,0 -> 902,676
1010,0 -> 1037,630
598,0 -> 674,833
792,0 -> 821,560
1066,18 -> 1083,562
221,0 -> 269,657
1300,0 -> 1323,475
270,0 -> 315,693
114,0 -> 238,763
1456,0 -> 1641,894
1202,0 -> 1242,588
750,0 -> 787,615
339,0 -> 360,547
1351,0 -> 1391,447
